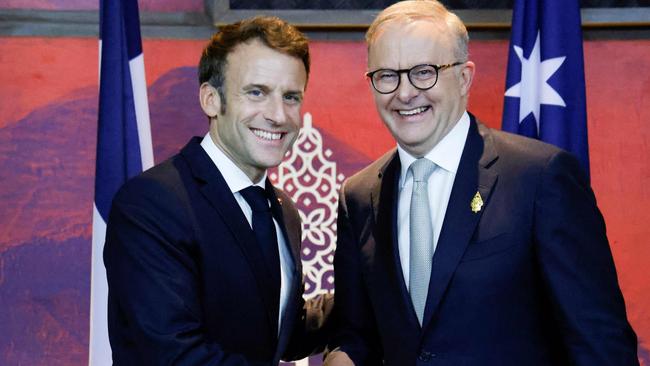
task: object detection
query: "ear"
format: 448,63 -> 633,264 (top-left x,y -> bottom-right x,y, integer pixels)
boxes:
199,82 -> 222,118
458,61 -> 475,97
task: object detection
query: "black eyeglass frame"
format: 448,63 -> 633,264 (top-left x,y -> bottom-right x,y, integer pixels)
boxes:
365,62 -> 465,94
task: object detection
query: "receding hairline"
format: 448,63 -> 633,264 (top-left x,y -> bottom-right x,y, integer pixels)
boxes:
366,0 -> 469,60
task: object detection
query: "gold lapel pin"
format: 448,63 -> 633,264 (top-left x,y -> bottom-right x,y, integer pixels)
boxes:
470,191 -> 483,213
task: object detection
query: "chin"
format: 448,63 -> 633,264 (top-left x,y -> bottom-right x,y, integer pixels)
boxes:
396,130 -> 427,145
255,156 -> 284,170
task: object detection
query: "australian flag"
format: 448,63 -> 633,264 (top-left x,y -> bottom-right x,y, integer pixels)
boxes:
502,0 -> 589,180
89,0 -> 153,364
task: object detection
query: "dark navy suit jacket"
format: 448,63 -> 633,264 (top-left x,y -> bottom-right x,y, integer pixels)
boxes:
331,116 -> 638,365
104,137 -> 327,365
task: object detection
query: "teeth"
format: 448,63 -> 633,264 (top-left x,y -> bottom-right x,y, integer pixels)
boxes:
398,106 -> 428,116
252,129 -> 282,141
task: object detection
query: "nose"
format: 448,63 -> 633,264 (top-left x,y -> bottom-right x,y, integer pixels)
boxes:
395,73 -> 419,103
264,95 -> 288,125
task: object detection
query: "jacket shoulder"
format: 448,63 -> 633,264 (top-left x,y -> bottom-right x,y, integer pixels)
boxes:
476,122 -> 591,189
112,153 -> 188,209
344,149 -> 396,191
478,123 -> 568,170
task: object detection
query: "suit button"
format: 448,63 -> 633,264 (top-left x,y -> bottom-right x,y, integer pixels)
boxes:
418,351 -> 433,362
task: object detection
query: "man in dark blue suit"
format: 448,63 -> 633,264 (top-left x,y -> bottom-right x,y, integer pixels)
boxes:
104,16 -> 330,365
325,1 -> 638,365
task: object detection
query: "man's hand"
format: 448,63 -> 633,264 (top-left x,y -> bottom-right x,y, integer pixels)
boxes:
323,350 -> 355,366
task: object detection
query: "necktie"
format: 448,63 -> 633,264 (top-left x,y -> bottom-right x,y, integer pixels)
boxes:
408,158 -> 437,325
240,186 -> 281,318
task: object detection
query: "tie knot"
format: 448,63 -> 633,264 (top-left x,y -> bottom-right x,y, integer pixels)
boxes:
409,158 -> 437,182
240,186 -> 270,212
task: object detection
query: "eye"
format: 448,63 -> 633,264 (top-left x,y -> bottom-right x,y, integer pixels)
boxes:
283,93 -> 303,105
411,66 -> 436,80
375,70 -> 398,81
246,88 -> 264,98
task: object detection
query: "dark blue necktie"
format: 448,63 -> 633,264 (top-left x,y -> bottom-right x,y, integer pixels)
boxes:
240,186 -> 281,319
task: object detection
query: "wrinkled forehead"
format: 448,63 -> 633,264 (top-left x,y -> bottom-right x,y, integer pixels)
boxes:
368,19 -> 457,67
369,17 -> 454,48
225,39 -> 307,88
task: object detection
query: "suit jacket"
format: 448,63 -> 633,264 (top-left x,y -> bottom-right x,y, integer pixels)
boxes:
330,116 -> 638,366
104,137 -> 327,365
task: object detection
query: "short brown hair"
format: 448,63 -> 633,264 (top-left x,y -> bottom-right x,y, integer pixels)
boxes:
198,16 -> 310,109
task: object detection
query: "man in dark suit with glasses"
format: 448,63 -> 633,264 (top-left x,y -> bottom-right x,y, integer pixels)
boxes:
325,1 -> 638,365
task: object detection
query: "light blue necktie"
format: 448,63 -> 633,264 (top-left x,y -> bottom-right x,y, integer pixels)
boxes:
408,158 -> 437,325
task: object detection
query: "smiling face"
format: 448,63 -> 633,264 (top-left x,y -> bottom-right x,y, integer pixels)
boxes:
368,19 -> 474,157
200,39 -> 307,182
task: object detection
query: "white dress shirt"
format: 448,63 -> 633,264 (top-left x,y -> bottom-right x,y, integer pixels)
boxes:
397,112 -> 470,288
201,133 -> 293,335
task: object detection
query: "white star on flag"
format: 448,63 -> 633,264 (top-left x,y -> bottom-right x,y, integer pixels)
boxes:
504,31 -> 566,132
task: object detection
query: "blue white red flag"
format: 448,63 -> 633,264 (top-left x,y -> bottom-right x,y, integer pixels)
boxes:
89,0 -> 153,364
502,0 -> 589,180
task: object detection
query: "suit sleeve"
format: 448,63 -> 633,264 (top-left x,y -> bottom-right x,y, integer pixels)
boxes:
328,182 -> 383,365
534,151 -> 638,365
103,179 -> 259,366
282,292 -> 335,360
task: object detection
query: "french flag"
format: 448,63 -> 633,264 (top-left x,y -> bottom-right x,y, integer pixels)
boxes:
89,0 -> 153,364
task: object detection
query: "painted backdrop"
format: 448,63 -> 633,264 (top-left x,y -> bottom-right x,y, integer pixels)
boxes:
0,37 -> 649,364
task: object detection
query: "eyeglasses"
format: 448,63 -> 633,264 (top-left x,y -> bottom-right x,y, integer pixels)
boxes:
366,62 -> 464,94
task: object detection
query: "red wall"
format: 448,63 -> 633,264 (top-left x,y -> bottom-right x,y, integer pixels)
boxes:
0,36 -> 648,363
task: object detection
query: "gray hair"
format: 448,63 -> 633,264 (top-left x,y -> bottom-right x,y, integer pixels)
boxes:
366,0 -> 469,62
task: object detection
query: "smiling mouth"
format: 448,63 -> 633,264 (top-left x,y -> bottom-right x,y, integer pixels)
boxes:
397,106 -> 430,116
251,128 -> 284,141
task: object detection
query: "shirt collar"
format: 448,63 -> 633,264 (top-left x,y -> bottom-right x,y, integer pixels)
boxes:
200,133 -> 266,193
397,111 -> 470,188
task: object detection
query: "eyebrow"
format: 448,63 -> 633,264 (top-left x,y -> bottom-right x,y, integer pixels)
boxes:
243,83 -> 304,98
243,84 -> 271,93
284,90 -> 304,97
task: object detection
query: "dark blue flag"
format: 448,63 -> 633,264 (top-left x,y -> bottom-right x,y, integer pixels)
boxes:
90,0 -> 153,364
502,0 -> 589,180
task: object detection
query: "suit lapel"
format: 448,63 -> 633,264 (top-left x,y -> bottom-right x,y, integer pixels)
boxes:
421,117 -> 498,329
268,183 -> 299,273
372,152 -> 422,331
180,138 -> 280,337
266,179 -> 302,363
269,183 -> 303,360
